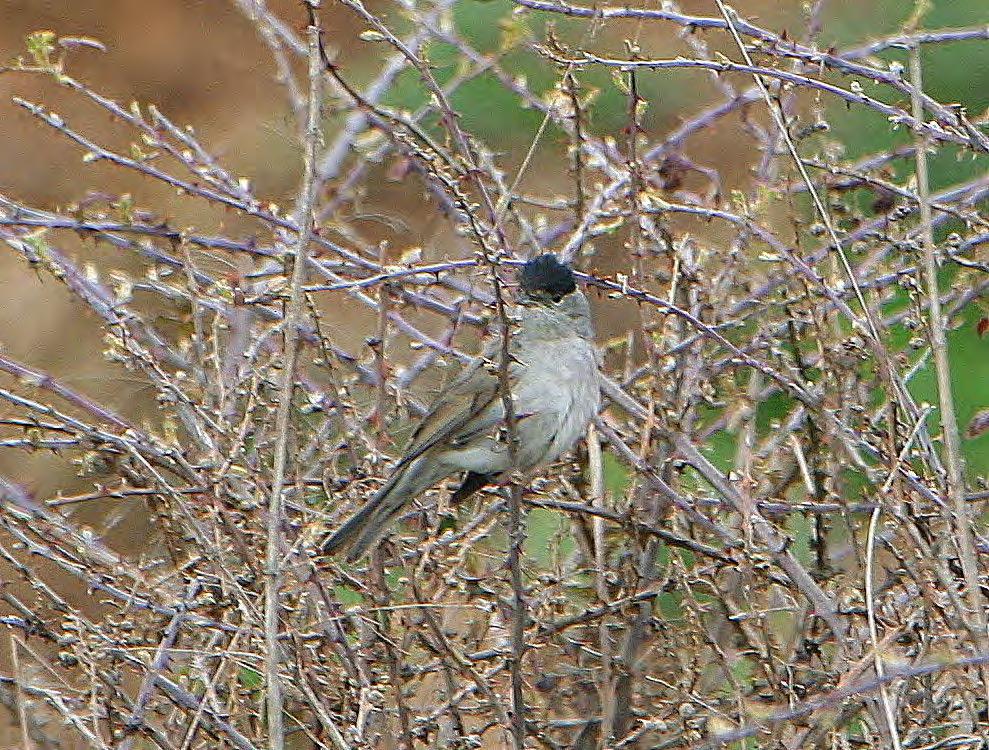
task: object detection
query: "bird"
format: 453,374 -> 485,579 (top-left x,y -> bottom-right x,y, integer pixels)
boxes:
321,254 -> 601,562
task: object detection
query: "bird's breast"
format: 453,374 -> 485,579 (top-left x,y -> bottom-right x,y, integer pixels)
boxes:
511,336 -> 600,468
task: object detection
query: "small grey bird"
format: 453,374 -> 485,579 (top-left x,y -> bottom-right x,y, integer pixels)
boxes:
321,255 -> 600,561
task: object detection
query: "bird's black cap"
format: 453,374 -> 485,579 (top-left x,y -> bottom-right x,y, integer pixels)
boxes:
520,255 -> 576,298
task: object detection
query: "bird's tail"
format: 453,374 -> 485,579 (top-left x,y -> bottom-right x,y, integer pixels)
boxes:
321,456 -> 444,562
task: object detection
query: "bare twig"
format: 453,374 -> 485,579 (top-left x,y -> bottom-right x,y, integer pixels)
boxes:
263,11 -> 323,750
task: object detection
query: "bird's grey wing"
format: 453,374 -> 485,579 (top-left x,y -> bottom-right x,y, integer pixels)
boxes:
396,356 -> 501,468
322,357 -> 501,560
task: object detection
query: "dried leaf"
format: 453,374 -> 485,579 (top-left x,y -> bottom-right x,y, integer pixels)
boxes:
967,409 -> 989,438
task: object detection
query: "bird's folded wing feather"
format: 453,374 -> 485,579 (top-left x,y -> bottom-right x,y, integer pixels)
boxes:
395,357 -> 502,469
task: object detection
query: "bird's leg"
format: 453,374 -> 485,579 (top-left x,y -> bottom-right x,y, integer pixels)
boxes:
451,471 -> 497,504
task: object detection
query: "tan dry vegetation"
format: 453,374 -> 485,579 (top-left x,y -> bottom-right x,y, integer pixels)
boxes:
0,1 -> 989,749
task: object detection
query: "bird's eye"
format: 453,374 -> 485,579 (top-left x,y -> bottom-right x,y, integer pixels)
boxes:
551,294 -> 563,303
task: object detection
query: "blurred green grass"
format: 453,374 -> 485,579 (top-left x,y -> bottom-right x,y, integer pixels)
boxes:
381,0 -> 989,156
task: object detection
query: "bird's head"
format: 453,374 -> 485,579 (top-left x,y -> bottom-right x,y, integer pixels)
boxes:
516,255 -> 594,340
